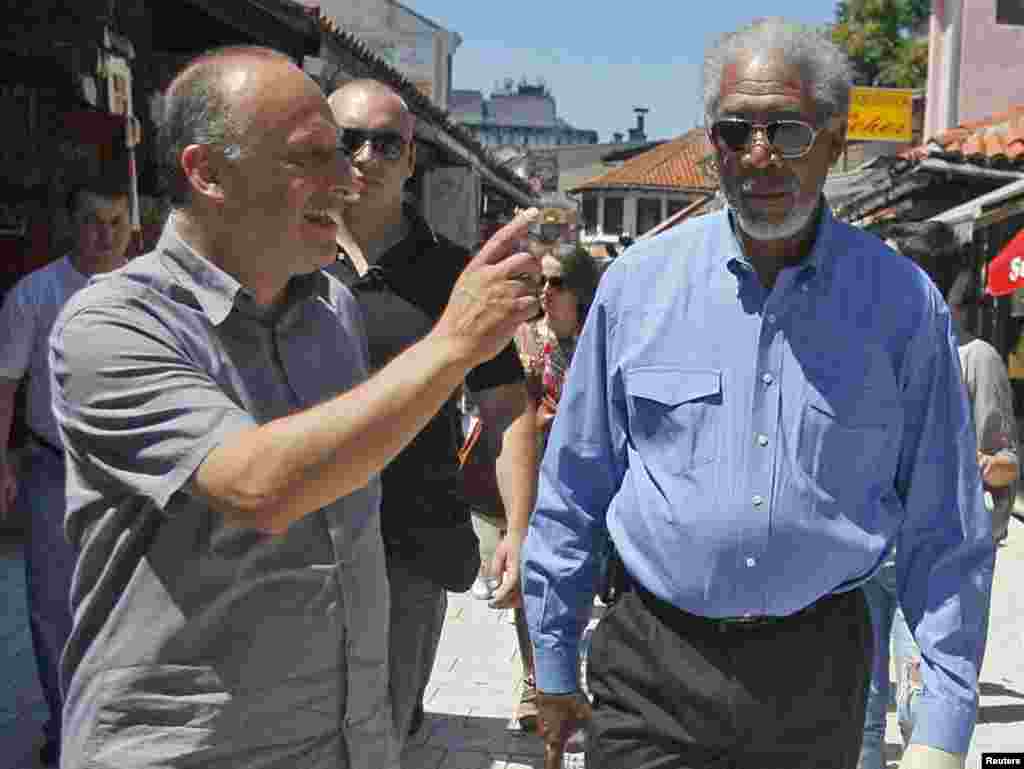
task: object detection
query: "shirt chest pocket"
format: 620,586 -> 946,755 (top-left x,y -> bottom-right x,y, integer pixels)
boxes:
625,368 -> 722,474
797,388 -> 894,499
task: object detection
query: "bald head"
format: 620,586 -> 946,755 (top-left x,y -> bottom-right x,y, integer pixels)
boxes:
328,79 -> 415,141
159,46 -> 318,206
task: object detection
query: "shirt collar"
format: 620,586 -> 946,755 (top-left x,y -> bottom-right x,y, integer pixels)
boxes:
721,197 -> 836,294
157,215 -> 325,327
337,204 -> 439,273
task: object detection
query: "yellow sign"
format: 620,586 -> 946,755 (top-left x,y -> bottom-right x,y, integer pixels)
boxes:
1009,332 -> 1024,380
847,86 -> 914,142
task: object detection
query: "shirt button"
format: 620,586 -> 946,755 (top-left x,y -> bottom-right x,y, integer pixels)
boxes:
767,313 -> 777,324
752,495 -> 764,507
762,373 -> 774,385
801,284 -> 810,293
746,557 -> 757,568
756,434 -> 769,447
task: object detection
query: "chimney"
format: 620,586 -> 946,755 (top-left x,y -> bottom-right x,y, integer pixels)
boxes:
613,131 -> 624,143
629,107 -> 649,143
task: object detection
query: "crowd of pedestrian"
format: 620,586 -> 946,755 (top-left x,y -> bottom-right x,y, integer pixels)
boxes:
0,16 -> 1014,769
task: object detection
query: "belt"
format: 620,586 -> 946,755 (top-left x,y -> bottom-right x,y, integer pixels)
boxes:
632,581 -> 835,631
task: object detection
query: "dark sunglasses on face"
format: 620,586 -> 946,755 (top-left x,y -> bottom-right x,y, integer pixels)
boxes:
710,118 -> 820,159
338,128 -> 408,161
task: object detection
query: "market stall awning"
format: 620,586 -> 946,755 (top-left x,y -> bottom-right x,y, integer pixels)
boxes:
986,228 -> 1024,297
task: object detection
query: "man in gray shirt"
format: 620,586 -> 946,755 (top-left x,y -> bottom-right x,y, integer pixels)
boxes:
49,46 -> 540,769
0,175 -> 132,767
947,269 -> 1019,543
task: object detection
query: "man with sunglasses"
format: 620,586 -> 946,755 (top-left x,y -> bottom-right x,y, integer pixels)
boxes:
327,80 -> 538,744
524,18 -> 993,769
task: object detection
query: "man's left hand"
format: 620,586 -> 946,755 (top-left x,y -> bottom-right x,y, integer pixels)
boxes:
489,528 -> 525,609
899,744 -> 964,769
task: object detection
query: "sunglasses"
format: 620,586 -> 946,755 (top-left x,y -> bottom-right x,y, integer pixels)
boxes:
338,128 -> 409,161
709,118 -> 821,159
542,276 -> 566,290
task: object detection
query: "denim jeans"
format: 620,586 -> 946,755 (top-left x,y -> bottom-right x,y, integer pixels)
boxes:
858,562 -> 898,769
18,445 -> 75,751
859,561 -> 922,769
891,605 -> 921,746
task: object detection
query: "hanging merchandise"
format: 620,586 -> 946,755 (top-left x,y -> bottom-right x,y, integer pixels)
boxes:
100,41 -> 141,244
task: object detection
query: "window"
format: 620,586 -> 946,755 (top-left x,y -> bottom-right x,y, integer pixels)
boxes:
637,198 -> 663,237
581,196 -> 598,234
997,0 -> 1024,25
604,197 -> 624,235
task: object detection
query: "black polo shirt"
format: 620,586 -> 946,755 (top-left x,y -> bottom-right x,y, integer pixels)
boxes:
328,210 -> 523,551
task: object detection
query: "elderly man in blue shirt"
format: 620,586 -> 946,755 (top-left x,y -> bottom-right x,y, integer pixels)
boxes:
522,17 -> 994,769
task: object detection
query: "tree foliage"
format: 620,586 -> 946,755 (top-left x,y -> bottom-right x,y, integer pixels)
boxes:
831,0 -> 930,88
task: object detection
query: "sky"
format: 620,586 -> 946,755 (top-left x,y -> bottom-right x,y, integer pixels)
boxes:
411,0 -> 840,143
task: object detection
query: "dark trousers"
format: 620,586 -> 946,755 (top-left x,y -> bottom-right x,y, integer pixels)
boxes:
585,586 -> 872,769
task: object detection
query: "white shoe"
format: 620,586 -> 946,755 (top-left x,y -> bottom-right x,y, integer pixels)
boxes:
471,575 -> 499,600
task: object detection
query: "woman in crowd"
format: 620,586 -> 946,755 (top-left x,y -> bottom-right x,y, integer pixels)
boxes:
529,243 -> 602,443
468,226 -> 601,735
513,239 -> 602,733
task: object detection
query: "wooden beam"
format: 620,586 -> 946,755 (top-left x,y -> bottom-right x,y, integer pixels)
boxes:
181,0 -> 318,57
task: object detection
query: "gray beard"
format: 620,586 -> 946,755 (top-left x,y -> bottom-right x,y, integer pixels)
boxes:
724,181 -> 824,242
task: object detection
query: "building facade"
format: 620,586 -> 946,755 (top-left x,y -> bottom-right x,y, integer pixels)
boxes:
306,0 -> 460,110
451,80 -> 598,148
925,0 -> 1024,139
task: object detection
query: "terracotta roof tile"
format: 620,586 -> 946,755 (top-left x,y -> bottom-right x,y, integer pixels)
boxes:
903,106 -> 1024,168
570,128 -> 717,192
985,133 -> 1008,165
1008,116 -> 1024,146
962,132 -> 986,160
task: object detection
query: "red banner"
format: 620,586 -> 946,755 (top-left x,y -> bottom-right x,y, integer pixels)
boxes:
986,228 -> 1024,297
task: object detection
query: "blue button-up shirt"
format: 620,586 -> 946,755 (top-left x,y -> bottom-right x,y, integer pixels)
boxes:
522,205 -> 995,755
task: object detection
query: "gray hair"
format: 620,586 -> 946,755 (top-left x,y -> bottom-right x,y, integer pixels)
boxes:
703,18 -> 853,125
158,46 -> 293,206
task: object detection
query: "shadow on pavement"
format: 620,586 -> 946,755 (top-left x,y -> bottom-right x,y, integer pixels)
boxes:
978,680 -> 1024,725
980,681 -> 1024,700
978,704 -> 1024,725
404,711 -> 544,769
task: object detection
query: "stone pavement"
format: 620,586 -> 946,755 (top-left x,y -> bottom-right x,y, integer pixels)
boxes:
3,518 -> 1024,769
0,535 -> 49,769
963,515 -> 1024,767
400,594 -> 547,769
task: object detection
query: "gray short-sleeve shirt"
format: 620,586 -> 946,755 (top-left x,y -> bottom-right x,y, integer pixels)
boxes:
50,222 -> 396,769
957,331 -> 1018,540
0,255 -> 87,447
